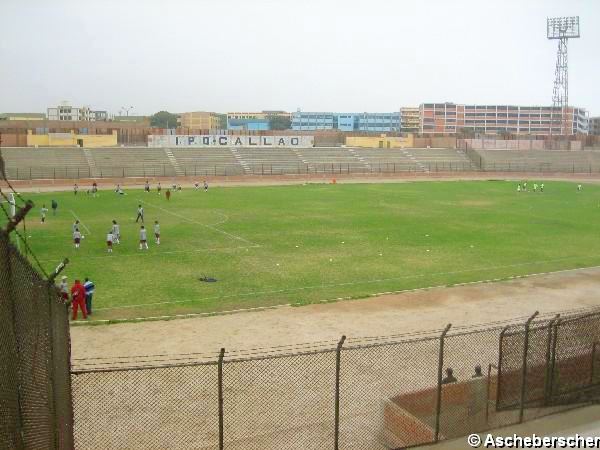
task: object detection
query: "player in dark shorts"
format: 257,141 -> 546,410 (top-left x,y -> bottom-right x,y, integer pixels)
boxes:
157,182 -> 162,195
135,204 -> 144,223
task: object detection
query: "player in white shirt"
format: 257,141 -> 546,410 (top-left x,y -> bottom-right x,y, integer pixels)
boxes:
139,225 -> 148,250
41,205 -> 48,224
106,230 -> 114,253
154,220 -> 160,245
111,220 -> 120,244
73,228 -> 82,249
72,220 -> 80,233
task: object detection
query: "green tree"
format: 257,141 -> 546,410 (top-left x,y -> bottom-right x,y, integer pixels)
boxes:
150,111 -> 179,128
268,115 -> 292,130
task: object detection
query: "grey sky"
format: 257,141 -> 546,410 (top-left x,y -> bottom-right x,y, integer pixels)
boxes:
1,0 -> 598,115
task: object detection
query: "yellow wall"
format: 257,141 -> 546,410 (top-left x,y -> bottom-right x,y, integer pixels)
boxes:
27,130 -> 117,147
346,134 -> 414,148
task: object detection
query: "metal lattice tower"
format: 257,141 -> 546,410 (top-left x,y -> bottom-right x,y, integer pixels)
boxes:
547,16 -> 580,136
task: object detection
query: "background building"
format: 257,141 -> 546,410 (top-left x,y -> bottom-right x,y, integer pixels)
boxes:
227,112 -> 267,130
590,117 -> 600,136
420,103 -> 588,135
47,102 -> 107,122
0,113 -> 46,121
291,111 -> 401,132
357,112 -> 401,132
179,112 -> 224,130
400,107 -> 420,133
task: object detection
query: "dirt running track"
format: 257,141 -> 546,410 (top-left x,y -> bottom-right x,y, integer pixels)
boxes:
71,266 -> 600,360
68,267 -> 600,450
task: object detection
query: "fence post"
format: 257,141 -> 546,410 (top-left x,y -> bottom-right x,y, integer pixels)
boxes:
218,348 -> 225,450
547,317 -> 561,400
544,315 -> 560,405
334,335 -> 346,450
434,323 -> 452,442
519,311 -> 539,423
496,326 -> 510,406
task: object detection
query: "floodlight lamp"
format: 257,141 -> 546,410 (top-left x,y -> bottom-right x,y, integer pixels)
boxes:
547,16 -> 580,39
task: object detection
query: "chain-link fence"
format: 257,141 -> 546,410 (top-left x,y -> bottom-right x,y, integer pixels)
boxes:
0,227 -> 73,450
71,308 -> 600,450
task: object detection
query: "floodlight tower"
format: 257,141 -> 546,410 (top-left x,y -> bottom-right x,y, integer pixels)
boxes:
547,16 -> 580,136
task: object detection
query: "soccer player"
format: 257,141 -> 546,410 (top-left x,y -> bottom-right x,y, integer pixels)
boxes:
51,199 -> 58,215
166,189 -> 171,201
540,183 -> 544,192
73,228 -> 82,249
145,180 -> 150,193
577,184 -> 583,192
111,220 -> 120,244
41,205 -> 48,224
177,184 -> 182,192
533,183 -> 538,192
194,181 -> 200,190
523,181 -> 528,192
139,225 -> 149,250
74,183 -> 79,195
72,219 -> 80,234
154,220 -> 160,245
204,180 -> 208,192
92,182 -> 98,197
106,230 -> 114,253
517,183 -> 521,192
157,182 -> 162,195
135,204 -> 144,223
70,279 -> 87,320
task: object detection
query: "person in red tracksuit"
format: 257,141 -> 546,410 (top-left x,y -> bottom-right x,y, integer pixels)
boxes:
70,279 -> 88,320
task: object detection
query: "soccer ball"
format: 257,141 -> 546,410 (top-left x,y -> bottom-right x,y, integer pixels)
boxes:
81,235 -> 85,239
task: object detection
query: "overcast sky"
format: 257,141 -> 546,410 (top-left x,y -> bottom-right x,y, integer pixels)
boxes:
1,0 -> 598,116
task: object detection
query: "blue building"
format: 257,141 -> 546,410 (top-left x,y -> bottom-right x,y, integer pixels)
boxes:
291,111 -> 401,132
227,118 -> 270,131
357,112 -> 401,132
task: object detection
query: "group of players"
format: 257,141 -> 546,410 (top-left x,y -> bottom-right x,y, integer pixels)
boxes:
65,180 -> 210,252
69,206 -> 161,253
516,181 -> 583,193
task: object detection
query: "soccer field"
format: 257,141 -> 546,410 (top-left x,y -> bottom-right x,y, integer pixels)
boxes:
6,180 -> 600,321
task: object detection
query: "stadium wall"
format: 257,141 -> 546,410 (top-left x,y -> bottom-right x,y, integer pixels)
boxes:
26,130 -> 118,147
345,135 -> 414,148
148,134 -> 315,147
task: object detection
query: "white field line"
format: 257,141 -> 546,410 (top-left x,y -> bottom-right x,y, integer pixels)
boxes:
138,199 -> 259,247
70,210 -> 92,235
83,262 -> 600,325
36,244 -> 255,263
94,255 -> 600,312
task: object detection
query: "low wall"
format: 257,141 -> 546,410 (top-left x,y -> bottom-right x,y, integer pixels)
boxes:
26,130 -> 118,147
148,134 -> 315,148
345,135 -> 414,148
460,139 -> 581,151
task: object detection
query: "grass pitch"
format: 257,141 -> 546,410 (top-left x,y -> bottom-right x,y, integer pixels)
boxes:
6,180 -> 600,321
